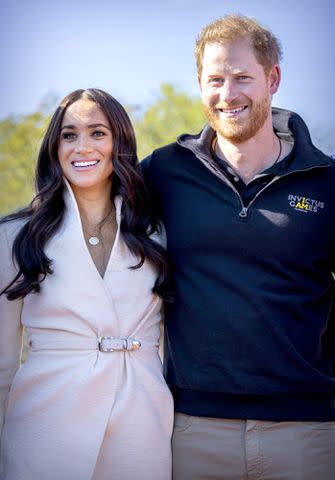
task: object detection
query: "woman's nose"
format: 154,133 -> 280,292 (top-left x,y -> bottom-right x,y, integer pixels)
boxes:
74,135 -> 93,153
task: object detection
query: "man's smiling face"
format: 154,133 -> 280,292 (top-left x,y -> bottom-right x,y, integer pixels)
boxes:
199,36 -> 279,144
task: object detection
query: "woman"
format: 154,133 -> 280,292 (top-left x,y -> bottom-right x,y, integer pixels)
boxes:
0,89 -> 173,480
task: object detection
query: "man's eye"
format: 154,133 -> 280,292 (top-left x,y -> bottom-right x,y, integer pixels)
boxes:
237,76 -> 249,80
62,132 -> 76,140
210,78 -> 223,83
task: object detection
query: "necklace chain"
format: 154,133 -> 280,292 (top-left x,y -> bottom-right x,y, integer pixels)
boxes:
213,134 -> 282,179
82,207 -> 114,247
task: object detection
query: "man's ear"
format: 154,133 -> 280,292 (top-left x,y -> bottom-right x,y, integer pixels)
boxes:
269,65 -> 281,95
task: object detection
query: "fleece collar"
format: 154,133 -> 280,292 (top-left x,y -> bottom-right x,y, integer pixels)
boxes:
177,107 -> 331,173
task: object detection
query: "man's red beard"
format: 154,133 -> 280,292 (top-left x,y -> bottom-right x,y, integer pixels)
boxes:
203,94 -> 271,144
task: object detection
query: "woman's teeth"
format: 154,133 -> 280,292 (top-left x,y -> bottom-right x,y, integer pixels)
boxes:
73,160 -> 98,167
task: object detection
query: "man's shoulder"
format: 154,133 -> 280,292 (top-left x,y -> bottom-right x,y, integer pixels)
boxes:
272,107 -> 334,170
141,125 -> 210,173
327,153 -> 335,172
142,140 -> 183,166
141,140 -> 190,179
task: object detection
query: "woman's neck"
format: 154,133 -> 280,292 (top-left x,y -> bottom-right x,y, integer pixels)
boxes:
71,183 -> 113,226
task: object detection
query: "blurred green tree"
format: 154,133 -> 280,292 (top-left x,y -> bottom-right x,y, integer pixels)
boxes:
133,83 -> 205,159
0,112 -> 48,215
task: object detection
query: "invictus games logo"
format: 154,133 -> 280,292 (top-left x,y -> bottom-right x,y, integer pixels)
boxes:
288,194 -> 325,213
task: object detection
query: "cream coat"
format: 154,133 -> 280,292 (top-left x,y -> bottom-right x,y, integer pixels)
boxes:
0,183 -> 173,480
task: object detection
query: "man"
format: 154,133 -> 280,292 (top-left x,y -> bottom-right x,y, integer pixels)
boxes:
142,15 -> 335,480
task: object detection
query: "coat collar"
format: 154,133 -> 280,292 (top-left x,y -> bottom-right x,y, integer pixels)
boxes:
59,178 -> 130,275
62,177 -> 122,228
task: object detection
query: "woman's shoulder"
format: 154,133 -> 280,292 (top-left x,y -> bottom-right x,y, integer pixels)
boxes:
0,216 -> 28,248
0,218 -> 27,281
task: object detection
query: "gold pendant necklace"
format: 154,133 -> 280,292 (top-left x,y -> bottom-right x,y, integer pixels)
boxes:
83,226 -> 101,246
82,207 -> 114,247
88,236 -> 100,246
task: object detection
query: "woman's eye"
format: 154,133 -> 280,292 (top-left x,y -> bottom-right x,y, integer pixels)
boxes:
62,132 -> 76,140
92,130 -> 105,137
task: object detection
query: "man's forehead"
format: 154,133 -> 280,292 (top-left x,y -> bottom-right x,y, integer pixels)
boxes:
203,36 -> 254,56
202,39 -> 260,70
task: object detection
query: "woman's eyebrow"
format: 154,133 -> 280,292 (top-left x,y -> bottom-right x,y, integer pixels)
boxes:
60,123 -> 111,131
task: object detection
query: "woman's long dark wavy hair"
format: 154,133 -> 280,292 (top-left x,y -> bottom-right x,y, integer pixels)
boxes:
1,88 -> 172,301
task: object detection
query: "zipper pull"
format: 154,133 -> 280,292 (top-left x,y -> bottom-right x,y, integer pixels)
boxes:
239,207 -> 248,218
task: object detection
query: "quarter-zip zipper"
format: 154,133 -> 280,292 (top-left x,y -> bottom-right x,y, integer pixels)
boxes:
235,164 -> 330,219
196,152 -> 330,220
239,207 -> 248,218
196,153 -> 247,216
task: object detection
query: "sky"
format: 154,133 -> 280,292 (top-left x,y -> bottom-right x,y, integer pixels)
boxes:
1,0 -> 334,152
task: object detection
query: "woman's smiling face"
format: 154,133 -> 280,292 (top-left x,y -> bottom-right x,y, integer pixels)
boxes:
58,98 -> 114,195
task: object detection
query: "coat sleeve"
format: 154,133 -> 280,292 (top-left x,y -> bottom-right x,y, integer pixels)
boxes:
0,222 -> 24,438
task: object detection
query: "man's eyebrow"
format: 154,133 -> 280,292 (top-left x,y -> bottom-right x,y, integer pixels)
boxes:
60,123 -> 111,131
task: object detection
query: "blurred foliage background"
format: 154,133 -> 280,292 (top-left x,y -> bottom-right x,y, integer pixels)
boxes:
0,83 -> 332,216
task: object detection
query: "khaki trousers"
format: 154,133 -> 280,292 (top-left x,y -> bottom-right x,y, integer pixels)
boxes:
172,413 -> 335,480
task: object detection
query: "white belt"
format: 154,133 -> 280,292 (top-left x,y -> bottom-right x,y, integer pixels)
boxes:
28,335 -> 158,353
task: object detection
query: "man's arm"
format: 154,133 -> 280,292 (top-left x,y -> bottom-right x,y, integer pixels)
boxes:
140,152 -> 162,222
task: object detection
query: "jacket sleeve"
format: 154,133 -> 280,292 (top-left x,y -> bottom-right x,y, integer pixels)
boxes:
331,280 -> 335,375
0,222 -> 24,438
139,153 -> 152,181
140,152 -> 163,221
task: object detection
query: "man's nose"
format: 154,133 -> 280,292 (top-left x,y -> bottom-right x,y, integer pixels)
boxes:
219,80 -> 238,104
